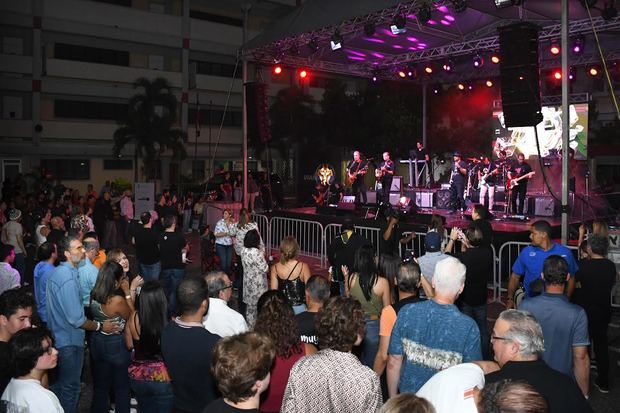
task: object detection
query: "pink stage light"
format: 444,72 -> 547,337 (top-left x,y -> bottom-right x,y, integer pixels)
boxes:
393,45 -> 403,49
437,5 -> 449,13
347,56 -> 366,61
444,15 -> 455,22
371,52 -> 385,59
365,37 -> 385,44
406,36 -> 418,42
347,50 -> 366,57
382,29 -> 397,37
427,20 -> 437,25
440,19 -> 451,25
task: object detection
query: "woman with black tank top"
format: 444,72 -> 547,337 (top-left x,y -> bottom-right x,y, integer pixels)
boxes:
124,281 -> 172,413
270,236 -> 311,315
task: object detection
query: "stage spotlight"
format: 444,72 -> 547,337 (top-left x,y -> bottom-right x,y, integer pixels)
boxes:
569,67 -> 577,81
486,80 -> 494,87
308,38 -> 319,53
602,1 -> 618,20
468,84 -> 473,90
391,14 -> 407,34
442,59 -> 454,72
457,83 -> 465,90
588,65 -> 600,76
273,65 -> 283,75
451,0 -> 468,13
372,74 -> 378,82
571,36 -> 585,54
550,41 -> 560,55
417,3 -> 432,24
491,54 -> 500,64
495,0 -> 522,9
364,22 -> 376,36
330,31 -> 343,50
397,70 -> 407,78
473,54 -> 484,68
298,69 -> 309,79
424,63 -> 433,74
552,69 -> 562,80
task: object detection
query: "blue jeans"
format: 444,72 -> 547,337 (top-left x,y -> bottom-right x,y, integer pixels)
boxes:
160,268 -> 185,316
362,317 -> 380,369
139,262 -> 161,283
90,333 -> 131,413
13,252 -> 25,282
130,379 -> 173,413
182,210 -> 192,234
460,302 -> 489,359
51,345 -> 84,413
216,244 -> 233,274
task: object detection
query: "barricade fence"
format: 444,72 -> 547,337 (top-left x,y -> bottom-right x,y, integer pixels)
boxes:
268,217 -> 325,266
251,213 -> 270,255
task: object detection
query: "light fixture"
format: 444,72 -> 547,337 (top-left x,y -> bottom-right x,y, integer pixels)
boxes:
602,1 -> 618,20
273,65 -> 283,75
417,2 -> 432,24
588,65 -> 600,76
550,41 -> 560,55
473,54 -> 484,68
571,36 -> 585,54
457,83 -> 465,90
442,59 -> 454,72
468,84 -> 473,90
299,69 -> 309,79
391,14 -> 407,34
451,0 -> 468,13
486,80 -> 494,87
491,53 -> 500,64
569,67 -> 576,81
552,69 -> 562,80
424,63 -> 433,74
495,0 -> 524,8
397,70 -> 407,78
330,31 -> 343,50
364,22 -> 376,36
307,38 -> 318,53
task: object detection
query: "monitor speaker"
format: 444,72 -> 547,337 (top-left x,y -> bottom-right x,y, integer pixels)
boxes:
435,190 -> 451,209
498,22 -> 542,127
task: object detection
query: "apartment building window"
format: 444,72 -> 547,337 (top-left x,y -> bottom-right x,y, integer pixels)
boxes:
189,10 -> 243,27
190,60 -> 242,79
192,160 -> 205,180
188,109 -> 242,127
41,159 -> 90,180
55,99 -> 128,121
103,159 -> 133,170
55,43 -> 130,66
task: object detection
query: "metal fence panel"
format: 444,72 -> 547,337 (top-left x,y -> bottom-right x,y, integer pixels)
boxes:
251,213 -> 270,255
269,217 -> 325,265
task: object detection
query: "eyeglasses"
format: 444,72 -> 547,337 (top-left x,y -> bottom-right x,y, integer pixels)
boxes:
216,283 -> 234,292
491,336 -> 512,343
41,346 -> 54,356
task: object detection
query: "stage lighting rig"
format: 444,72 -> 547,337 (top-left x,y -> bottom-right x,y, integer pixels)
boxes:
273,65 -> 283,75
495,0 -> 525,8
571,36 -> 585,54
490,53 -> 500,64
588,65 -> 600,76
364,21 -> 376,36
330,30 -> 343,50
486,80 -> 494,87
298,69 -> 309,80
417,2 -> 432,24
451,0 -> 467,13
307,38 -> 319,53
423,63 -> 434,74
550,40 -> 560,55
473,54 -> 484,68
442,59 -> 454,72
391,14 -> 407,34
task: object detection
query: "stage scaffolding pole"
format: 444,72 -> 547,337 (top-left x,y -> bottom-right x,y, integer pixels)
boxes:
422,84 -> 427,149
241,2 -> 251,210
561,0 -> 569,243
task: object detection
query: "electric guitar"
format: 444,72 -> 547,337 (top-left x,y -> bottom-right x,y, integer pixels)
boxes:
507,171 -> 535,190
312,188 -> 328,206
477,168 -> 499,189
347,163 -> 369,185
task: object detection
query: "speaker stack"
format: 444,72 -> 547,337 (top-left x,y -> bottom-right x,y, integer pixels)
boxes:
245,82 -> 271,143
498,22 -> 542,127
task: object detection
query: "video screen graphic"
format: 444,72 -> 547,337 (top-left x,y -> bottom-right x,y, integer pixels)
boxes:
492,103 -> 588,160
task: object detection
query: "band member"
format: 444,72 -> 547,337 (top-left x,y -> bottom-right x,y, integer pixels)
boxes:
376,152 -> 395,204
415,141 -> 433,186
312,182 -> 328,206
347,151 -> 368,204
478,151 -> 506,212
449,151 -> 468,213
509,153 -> 533,215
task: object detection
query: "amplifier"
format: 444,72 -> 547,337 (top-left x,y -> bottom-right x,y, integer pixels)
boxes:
415,191 -> 434,208
390,176 -> 402,192
366,190 -> 377,204
529,196 -> 557,217
435,190 -> 451,209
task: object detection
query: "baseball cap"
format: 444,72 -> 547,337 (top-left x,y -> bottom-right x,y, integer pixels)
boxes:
453,151 -> 462,157
425,231 -> 442,252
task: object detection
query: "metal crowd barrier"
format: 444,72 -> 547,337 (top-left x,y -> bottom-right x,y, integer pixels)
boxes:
269,217 -> 325,265
399,232 -> 427,259
324,224 -> 383,265
250,213 -> 270,255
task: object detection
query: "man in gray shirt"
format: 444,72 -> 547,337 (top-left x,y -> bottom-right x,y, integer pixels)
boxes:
418,231 -> 448,285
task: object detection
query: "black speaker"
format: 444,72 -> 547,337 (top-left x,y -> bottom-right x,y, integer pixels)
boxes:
245,82 -> 271,144
498,22 -> 542,127
435,190 -> 451,209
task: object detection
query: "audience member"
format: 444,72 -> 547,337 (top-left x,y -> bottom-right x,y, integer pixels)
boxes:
469,204 -> 493,247
485,309 -> 591,412
378,393 -> 435,413
33,242 -> 57,325
233,208 -> 263,257
295,275 -> 330,347
507,220 -> 578,303
417,232 -> 448,292
203,271 -> 247,337
254,290 -> 309,413
78,236 -> 99,312
46,236 -> 118,413
125,281 -> 173,413
0,288 -> 35,393
270,236 -> 311,314
281,297 -> 382,412
90,260 -> 141,413
204,332 -> 275,413
343,244 -> 391,369
1,209 -> 26,279
377,253 -> 401,303
478,380 -> 548,413
327,217 -> 371,295
374,261 -> 424,376
573,234 -> 616,393
387,256 -> 481,395
240,229 -> 268,328
214,209 -> 235,275
133,211 -> 161,282
33,208 -> 52,247
159,215 -> 188,316
417,363 -> 484,413
47,215 -> 67,246
0,244 -> 20,295
518,255 -> 590,397
379,209 -> 415,255
578,220 -> 608,249
427,213 -> 448,251
1,328 -> 63,412
161,276 -> 220,412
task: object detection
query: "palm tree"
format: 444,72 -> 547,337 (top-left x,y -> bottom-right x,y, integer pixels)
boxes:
113,77 -> 187,182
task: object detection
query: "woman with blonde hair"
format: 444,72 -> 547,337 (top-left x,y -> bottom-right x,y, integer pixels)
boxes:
270,236 -> 311,314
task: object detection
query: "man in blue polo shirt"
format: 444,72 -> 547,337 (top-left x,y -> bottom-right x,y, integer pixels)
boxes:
46,236 -> 119,413
506,220 -> 578,307
519,255 -> 590,398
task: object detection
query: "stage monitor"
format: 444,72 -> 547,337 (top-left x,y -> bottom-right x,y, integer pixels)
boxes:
492,103 -> 588,160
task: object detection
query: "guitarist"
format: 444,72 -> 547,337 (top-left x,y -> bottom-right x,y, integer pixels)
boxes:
509,153 -> 533,215
377,152 -> 395,204
478,151 -> 505,212
347,151 -> 368,205
449,151 -> 468,214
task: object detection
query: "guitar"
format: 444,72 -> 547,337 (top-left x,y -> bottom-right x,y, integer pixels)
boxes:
477,168 -> 499,189
347,163 -> 369,185
312,187 -> 328,206
507,171 -> 535,190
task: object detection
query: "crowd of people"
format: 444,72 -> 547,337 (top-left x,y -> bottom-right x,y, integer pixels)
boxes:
0,175 -> 617,413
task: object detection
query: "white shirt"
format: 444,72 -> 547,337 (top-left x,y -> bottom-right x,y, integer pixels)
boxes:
120,196 -> 134,219
417,363 -> 484,413
1,378 -> 64,413
0,262 -> 20,295
2,221 -> 23,253
202,298 -> 247,337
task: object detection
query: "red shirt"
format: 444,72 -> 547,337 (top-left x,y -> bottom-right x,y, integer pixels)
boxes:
259,346 -> 305,412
